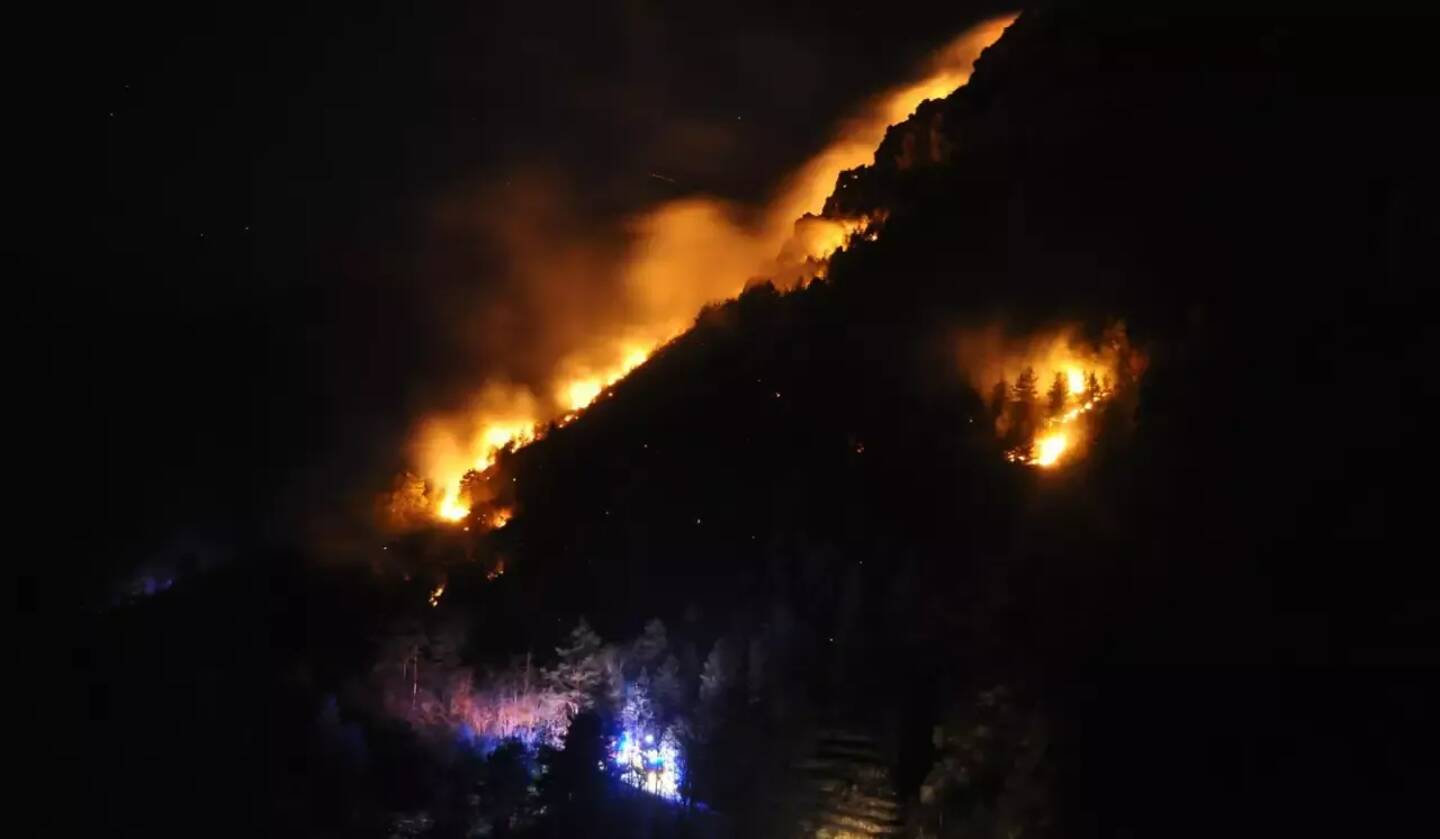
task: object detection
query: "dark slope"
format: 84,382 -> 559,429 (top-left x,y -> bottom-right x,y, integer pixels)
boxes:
469,8 -> 1438,669
459,10 -> 1439,835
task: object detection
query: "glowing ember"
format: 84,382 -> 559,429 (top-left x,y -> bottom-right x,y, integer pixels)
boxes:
428,583 -> 446,607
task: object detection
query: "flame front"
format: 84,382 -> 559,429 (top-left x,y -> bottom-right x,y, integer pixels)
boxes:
396,15 -> 1019,526
981,323 -> 1141,470
1033,431 -> 1070,467
437,493 -> 470,523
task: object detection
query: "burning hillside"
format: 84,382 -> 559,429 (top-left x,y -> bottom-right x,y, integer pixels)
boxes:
958,323 -> 1143,469
88,7 -> 1437,838
384,15 -> 1019,530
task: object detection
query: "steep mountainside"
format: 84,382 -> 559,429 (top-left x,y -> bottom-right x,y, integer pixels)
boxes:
77,10 -> 1437,838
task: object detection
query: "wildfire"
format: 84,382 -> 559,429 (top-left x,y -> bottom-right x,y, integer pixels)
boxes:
1002,392 -> 1102,469
559,344 -> 650,412
397,15 -> 1019,526
975,323 -> 1141,470
1033,431 -> 1070,467
437,494 -> 470,523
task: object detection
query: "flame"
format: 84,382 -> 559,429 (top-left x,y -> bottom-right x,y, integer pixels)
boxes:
768,14 -> 1017,226
975,323 -> 1142,469
428,582 -> 446,607
437,492 -> 470,523
557,343 -> 650,411
398,15 -> 1019,525
1034,431 -> 1070,467
564,379 -> 602,412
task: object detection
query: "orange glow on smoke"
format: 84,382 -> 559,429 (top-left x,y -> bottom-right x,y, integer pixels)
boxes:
558,343 -> 650,412
399,15 -> 1019,525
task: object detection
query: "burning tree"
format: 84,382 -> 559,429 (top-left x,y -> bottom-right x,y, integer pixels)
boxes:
967,323 -> 1142,469
997,366 -> 1040,459
1048,371 -> 1069,418
990,377 -> 1011,425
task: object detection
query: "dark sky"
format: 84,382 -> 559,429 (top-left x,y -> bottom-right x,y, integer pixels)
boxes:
87,1 -> 1008,576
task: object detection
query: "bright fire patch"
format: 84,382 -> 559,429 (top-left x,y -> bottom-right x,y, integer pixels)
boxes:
1034,431 -> 1070,467
980,323 -> 1141,470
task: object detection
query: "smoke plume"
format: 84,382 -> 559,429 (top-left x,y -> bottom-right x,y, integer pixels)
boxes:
398,14 -> 1019,525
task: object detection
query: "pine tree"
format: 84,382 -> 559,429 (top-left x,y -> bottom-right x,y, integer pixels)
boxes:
621,670 -> 656,739
537,711 -> 608,831
547,618 -> 606,716
1009,367 -> 1040,446
1014,367 -> 1039,404
652,654 -> 684,716
1048,371 -> 1068,417
631,618 -> 668,669
658,725 -> 686,801
990,378 -> 1010,422
1086,371 -> 1101,403
698,639 -> 739,715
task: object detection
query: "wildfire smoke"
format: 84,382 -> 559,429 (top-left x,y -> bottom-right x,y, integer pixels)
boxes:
394,14 -> 1019,527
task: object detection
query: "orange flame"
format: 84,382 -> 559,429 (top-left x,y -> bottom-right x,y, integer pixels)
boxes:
1033,431 -> 1070,468
401,15 -> 1019,525
975,323 -> 1141,470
